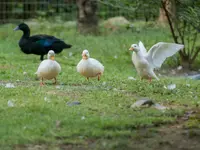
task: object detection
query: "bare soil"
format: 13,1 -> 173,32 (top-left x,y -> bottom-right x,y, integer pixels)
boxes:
14,110 -> 200,150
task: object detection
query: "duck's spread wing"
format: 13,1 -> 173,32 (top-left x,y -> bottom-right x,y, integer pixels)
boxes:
138,41 -> 148,55
145,42 -> 184,68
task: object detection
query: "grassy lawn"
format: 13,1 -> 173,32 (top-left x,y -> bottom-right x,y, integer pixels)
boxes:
0,21 -> 200,150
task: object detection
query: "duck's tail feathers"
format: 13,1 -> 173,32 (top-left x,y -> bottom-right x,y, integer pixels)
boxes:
64,43 -> 72,48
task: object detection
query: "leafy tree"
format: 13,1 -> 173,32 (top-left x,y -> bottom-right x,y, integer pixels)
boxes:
98,0 -> 160,21
161,0 -> 200,68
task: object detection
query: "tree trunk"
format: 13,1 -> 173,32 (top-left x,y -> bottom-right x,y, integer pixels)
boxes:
157,0 -> 176,26
76,0 -> 99,35
180,55 -> 192,69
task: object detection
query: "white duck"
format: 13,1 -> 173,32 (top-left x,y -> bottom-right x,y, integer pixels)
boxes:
77,49 -> 104,81
35,50 -> 61,85
129,41 -> 184,81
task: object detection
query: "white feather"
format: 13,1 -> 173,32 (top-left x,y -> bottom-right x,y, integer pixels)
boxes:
138,41 -> 147,55
146,42 -> 184,68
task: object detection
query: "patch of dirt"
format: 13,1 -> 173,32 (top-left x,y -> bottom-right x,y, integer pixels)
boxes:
47,90 -> 82,99
131,128 -> 200,150
0,65 -> 14,69
129,109 -> 200,150
13,110 -> 200,150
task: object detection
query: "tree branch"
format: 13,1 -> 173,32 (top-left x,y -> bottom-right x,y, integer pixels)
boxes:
190,31 -> 198,57
161,0 -> 177,43
161,0 -> 186,58
191,47 -> 200,63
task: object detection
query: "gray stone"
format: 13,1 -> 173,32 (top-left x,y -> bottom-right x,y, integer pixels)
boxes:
67,101 -> 81,106
131,98 -> 154,108
153,103 -> 167,111
131,98 -> 168,111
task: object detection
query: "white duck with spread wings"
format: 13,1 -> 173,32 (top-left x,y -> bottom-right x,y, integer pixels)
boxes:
129,41 -> 184,81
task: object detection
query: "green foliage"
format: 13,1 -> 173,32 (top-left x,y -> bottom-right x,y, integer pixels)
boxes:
178,0 -> 200,32
98,0 -> 160,21
162,0 -> 200,67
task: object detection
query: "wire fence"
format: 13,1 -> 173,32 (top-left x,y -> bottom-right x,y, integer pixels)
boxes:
0,0 -> 158,24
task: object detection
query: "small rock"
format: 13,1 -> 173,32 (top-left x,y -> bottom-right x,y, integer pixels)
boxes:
23,72 -> 27,75
105,86 -> 113,90
5,83 -> 15,88
56,85 -> 61,89
131,98 -> 154,108
56,120 -> 61,128
8,100 -> 14,107
118,103 -> 122,107
153,103 -> 167,111
131,99 -> 168,112
128,76 -> 136,80
162,70 -> 167,74
69,52 -> 73,57
186,84 -> 190,87
67,101 -> 81,106
102,82 -> 106,86
171,69 -> 176,75
164,84 -> 176,90
129,24 -> 134,28
177,66 -> 183,71
81,116 -> 85,120
79,136 -> 84,139
182,111 -> 195,120
113,88 -> 118,91
44,97 -> 50,103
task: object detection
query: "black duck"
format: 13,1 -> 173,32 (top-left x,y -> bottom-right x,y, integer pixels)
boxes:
14,23 -> 72,60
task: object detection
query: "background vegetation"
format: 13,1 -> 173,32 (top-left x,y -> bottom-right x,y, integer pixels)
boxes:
0,0 -> 200,149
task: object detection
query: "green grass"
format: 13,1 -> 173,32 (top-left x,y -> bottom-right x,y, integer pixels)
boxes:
0,21 -> 200,150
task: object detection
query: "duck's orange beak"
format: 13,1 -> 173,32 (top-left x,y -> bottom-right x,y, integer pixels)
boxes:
82,53 -> 87,59
129,47 -> 134,51
50,56 -> 55,60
